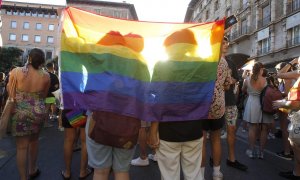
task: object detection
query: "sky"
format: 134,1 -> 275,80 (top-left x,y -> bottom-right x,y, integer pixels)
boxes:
2,0 -> 191,23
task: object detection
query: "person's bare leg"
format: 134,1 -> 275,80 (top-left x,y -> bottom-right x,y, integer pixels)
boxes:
201,131 -> 207,167
63,128 -> 76,177
16,136 -> 30,180
280,113 -> 291,154
28,134 -> 40,175
210,129 -> 222,166
248,123 -> 257,150
259,124 -> 269,152
79,128 -> 89,177
227,125 -> 236,161
138,128 -> 147,159
93,168 -> 110,180
115,172 -> 130,180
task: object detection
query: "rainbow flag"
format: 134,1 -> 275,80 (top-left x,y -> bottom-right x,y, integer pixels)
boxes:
65,109 -> 87,127
60,7 -> 224,122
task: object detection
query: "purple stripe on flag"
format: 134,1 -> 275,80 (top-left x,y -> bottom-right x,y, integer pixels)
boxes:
63,91 -> 211,122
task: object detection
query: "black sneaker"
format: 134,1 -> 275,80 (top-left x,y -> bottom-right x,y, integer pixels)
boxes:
226,159 -> 248,171
276,151 -> 293,160
279,171 -> 300,180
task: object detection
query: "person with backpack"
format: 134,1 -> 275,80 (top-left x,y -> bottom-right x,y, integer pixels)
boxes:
242,62 -> 267,158
258,72 -> 283,158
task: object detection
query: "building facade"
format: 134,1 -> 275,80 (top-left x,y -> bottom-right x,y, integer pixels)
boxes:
185,0 -> 300,67
0,0 -> 138,63
0,1 -> 65,62
66,0 -> 138,20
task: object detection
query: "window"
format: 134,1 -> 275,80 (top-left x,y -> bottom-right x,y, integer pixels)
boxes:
293,0 -> 300,11
19,10 -> 25,16
206,10 -> 209,20
13,10 -> 18,15
23,22 -> 29,29
32,11 -> 37,17
214,0 -> 219,11
44,13 -> 49,18
291,25 -> 300,45
46,51 -> 52,60
48,24 -> 54,31
241,0 -> 248,9
241,19 -> 248,34
259,37 -> 270,54
36,23 -> 42,30
47,36 -> 54,43
22,34 -> 29,42
262,4 -> 271,26
50,13 -> 56,18
226,8 -> 231,17
9,34 -> 16,41
25,11 -> 31,16
34,35 -> 41,43
11,21 -> 17,29
38,12 -> 43,17
6,10 -> 12,15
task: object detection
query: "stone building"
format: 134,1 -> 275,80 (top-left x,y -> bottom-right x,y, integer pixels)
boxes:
0,0 -> 65,62
66,0 -> 138,20
185,0 -> 300,67
0,0 -> 138,63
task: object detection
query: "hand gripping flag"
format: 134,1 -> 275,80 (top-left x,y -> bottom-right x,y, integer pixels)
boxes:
60,7 -> 225,122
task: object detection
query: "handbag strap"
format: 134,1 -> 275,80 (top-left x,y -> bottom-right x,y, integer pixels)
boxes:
8,67 -> 19,100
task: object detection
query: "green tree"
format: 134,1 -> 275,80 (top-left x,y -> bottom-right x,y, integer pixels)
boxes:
0,47 -> 23,73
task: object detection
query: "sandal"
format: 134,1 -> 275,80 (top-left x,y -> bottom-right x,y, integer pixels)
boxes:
61,170 -> 71,180
28,168 -> 41,180
79,168 -> 93,180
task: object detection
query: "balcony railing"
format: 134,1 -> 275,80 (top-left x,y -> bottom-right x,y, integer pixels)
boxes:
257,46 -> 270,55
229,26 -> 251,41
257,15 -> 271,29
288,36 -> 300,47
287,0 -> 300,15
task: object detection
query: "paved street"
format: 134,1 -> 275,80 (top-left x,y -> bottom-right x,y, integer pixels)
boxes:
0,120 -> 293,180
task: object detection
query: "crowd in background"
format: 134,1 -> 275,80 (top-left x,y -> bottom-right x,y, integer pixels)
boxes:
1,42 -> 300,180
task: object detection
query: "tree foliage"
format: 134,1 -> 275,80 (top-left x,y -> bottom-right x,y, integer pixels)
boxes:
0,47 -> 23,73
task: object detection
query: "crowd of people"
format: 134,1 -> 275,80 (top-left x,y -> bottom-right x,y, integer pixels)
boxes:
1,34 -> 300,180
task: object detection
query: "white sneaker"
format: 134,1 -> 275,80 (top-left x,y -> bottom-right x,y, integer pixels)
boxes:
131,157 -> 149,166
220,132 -> 227,139
148,154 -> 157,162
212,171 -> 223,180
268,133 -> 275,139
246,149 -> 255,159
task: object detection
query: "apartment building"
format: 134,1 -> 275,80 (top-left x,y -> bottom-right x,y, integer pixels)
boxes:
66,0 -> 138,20
185,0 -> 300,67
0,1 -> 65,62
0,0 -> 138,63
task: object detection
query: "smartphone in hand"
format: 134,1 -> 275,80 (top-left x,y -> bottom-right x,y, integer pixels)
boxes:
225,15 -> 238,29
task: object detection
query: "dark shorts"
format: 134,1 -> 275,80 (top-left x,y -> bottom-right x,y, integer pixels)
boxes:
61,109 -> 86,129
202,116 -> 225,131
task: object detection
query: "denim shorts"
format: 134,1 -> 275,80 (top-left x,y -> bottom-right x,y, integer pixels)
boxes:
86,130 -> 135,172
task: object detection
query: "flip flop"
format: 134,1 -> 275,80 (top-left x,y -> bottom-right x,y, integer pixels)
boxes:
79,168 -> 93,180
28,168 -> 41,180
61,170 -> 71,180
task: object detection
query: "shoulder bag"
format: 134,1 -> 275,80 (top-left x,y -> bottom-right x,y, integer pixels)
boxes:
0,68 -> 19,139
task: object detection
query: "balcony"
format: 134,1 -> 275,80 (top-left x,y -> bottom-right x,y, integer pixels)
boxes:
229,26 -> 251,41
288,36 -> 300,47
257,15 -> 271,29
257,46 -> 270,56
287,0 -> 300,15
